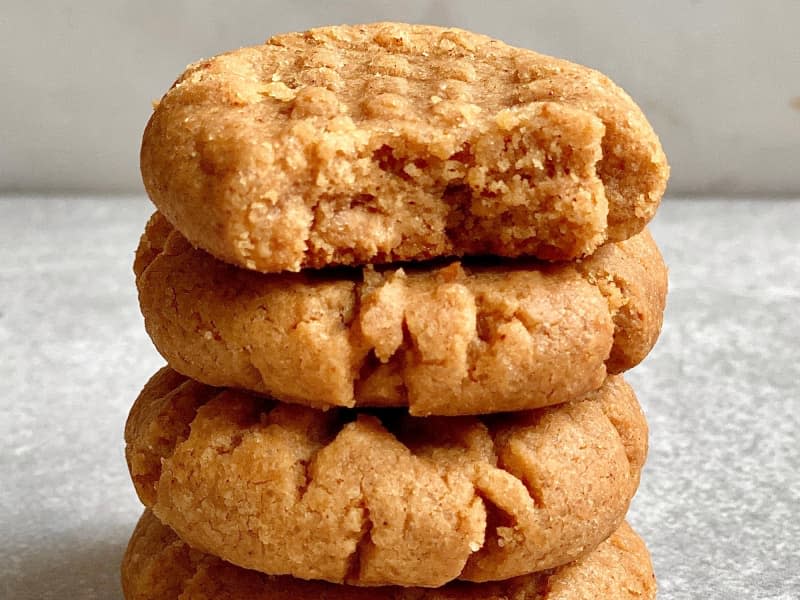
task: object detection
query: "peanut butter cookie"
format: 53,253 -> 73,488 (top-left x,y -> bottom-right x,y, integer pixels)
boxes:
125,369 -> 647,586
141,23 -> 668,272
122,512 -> 656,599
135,213 -> 667,415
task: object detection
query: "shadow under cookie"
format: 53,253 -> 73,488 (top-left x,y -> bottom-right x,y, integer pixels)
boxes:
4,524 -> 132,600
125,369 -> 648,587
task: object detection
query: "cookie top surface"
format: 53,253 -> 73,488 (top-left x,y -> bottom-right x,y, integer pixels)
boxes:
125,369 -> 647,586
122,511 -> 656,600
141,22 -> 668,272
135,212 -> 667,415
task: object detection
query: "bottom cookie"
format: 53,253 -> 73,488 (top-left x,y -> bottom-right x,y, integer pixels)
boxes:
122,511 -> 656,599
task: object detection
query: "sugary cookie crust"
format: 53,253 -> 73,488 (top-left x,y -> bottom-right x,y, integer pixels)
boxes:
135,212 -> 667,415
125,370 -> 647,586
122,512 -> 656,599
141,22 -> 668,272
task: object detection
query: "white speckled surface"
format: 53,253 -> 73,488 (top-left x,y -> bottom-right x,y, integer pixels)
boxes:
1,197 -> 798,599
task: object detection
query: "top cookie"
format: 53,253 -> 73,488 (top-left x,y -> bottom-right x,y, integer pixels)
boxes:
141,22 -> 668,273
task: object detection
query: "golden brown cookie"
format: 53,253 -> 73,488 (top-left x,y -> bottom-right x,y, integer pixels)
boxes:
125,369 -> 647,586
141,22 -> 669,273
122,512 -> 655,600
135,213 -> 667,416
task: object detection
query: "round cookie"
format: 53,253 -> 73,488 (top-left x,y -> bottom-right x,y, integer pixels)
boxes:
125,369 -> 648,587
122,512 -> 656,600
135,212 -> 667,416
141,22 -> 669,273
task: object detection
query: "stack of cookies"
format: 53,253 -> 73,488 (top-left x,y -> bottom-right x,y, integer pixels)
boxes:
122,23 -> 669,600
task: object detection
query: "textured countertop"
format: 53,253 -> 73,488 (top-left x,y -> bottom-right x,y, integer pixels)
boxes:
1,197 -> 798,599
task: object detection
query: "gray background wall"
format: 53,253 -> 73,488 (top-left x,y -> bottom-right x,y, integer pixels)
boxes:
1,0 -> 798,196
